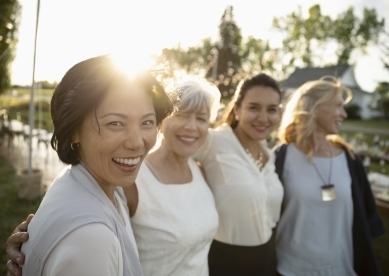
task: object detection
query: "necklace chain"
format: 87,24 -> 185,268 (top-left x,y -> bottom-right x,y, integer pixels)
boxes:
246,148 -> 263,171
312,144 -> 333,185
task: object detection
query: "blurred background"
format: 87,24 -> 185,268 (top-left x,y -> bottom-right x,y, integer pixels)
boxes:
1,0 -> 389,274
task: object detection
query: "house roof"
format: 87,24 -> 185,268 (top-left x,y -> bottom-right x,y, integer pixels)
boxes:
280,65 -> 350,89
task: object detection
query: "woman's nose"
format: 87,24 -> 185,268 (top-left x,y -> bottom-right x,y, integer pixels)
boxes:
124,128 -> 144,151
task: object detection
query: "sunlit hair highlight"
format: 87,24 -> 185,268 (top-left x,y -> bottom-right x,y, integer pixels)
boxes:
277,75 -> 354,161
168,78 -> 221,123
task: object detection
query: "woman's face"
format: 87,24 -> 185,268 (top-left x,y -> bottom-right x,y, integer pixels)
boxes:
234,85 -> 281,141
161,107 -> 209,158
73,82 -> 157,192
314,91 -> 348,135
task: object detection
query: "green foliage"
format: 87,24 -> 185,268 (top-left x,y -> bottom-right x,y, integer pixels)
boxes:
333,7 -> 385,64
272,4 -> 385,71
36,80 -> 58,89
161,37 -> 214,76
0,155 -> 41,275
375,82 -> 389,120
0,89 -> 54,131
272,5 -> 332,70
381,31 -> 389,74
160,6 -> 280,100
209,6 -> 242,78
0,0 -> 21,95
344,104 -> 361,119
205,5 -> 244,99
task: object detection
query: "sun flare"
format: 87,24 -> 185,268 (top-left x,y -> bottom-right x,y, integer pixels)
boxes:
110,50 -> 156,78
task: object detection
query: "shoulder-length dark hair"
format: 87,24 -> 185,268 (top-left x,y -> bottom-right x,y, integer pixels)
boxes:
50,55 -> 173,165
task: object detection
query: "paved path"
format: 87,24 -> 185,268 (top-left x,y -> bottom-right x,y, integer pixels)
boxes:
0,134 -> 66,191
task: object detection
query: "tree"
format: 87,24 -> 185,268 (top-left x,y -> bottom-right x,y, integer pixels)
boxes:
333,7 -> 385,64
0,0 -> 21,95
381,31 -> 389,72
161,37 -> 214,76
161,6 -> 280,100
375,81 -> 389,120
203,6 -> 244,98
272,4 -> 385,73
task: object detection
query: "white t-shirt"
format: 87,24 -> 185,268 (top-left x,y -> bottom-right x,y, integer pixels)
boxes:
276,143 -> 356,276
193,124 -> 284,246
131,158 -> 218,276
42,192 -> 138,276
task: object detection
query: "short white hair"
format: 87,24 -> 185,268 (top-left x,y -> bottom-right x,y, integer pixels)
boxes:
168,77 -> 221,122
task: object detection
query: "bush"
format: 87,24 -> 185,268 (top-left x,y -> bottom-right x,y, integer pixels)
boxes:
345,104 -> 361,120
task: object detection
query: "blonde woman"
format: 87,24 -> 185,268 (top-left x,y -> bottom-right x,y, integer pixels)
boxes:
274,76 -> 385,276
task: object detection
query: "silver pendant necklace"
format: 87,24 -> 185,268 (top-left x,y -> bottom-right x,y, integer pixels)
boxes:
312,144 -> 337,202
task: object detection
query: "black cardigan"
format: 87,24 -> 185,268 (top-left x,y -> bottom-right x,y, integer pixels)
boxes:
274,144 -> 385,276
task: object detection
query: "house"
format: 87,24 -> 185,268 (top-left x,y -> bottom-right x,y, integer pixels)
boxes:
280,65 -> 381,120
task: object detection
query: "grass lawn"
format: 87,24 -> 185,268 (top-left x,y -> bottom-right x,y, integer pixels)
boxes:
343,119 -> 389,129
7,88 -> 54,96
0,155 -> 41,275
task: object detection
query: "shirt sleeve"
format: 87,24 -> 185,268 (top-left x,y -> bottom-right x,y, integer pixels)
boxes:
192,129 -> 212,163
43,223 -> 122,276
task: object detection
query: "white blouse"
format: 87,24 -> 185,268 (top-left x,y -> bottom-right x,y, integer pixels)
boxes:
131,158 -> 218,276
193,123 -> 284,246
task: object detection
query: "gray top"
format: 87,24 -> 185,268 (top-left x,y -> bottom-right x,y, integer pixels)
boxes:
21,164 -> 143,276
276,143 -> 356,276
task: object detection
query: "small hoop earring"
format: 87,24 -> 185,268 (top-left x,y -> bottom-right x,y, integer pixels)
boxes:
71,142 -> 80,150
235,115 -> 239,121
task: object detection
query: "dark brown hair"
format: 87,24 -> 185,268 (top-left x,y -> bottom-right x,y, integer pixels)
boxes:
50,55 -> 173,165
217,73 -> 281,129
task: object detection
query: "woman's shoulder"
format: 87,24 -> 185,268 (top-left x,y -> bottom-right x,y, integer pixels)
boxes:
209,124 -> 236,143
43,223 -> 120,276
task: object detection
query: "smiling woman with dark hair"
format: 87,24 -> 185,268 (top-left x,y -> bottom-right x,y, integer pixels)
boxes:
194,73 -> 284,275
14,55 -> 172,276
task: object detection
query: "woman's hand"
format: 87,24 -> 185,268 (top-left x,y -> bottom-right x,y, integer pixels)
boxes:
6,214 -> 34,276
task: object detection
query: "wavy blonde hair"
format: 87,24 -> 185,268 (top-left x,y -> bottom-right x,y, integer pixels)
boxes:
278,76 -> 355,160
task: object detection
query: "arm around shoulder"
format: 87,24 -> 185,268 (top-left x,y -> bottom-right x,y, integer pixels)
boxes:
42,223 -> 122,276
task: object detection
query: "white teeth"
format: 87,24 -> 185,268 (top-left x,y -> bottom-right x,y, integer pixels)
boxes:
180,137 -> 196,142
113,157 -> 140,165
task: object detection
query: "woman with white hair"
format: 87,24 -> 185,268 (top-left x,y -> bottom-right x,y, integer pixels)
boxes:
274,76 -> 384,276
123,78 -> 220,276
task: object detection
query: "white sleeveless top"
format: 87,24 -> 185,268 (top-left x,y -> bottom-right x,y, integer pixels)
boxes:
131,158 -> 219,276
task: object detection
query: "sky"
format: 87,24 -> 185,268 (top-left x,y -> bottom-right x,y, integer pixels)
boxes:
9,0 -> 389,92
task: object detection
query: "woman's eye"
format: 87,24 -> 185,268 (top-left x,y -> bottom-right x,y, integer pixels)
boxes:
197,117 -> 207,122
143,120 -> 155,126
109,121 -> 123,126
249,106 -> 259,111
